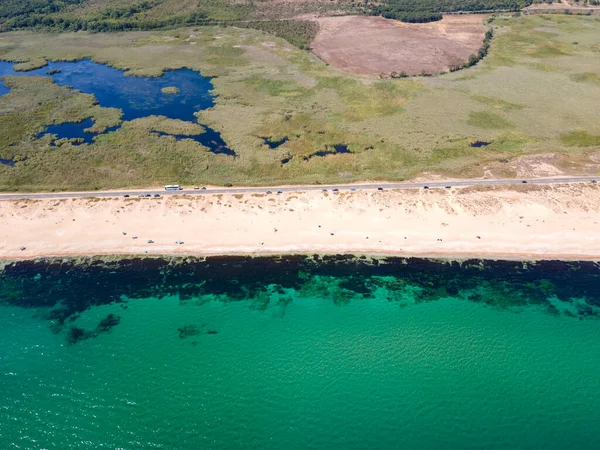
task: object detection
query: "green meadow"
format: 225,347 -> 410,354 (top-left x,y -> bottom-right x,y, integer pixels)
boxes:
0,14 -> 599,191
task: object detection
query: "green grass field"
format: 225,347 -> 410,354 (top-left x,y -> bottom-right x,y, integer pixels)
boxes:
0,14 -> 599,191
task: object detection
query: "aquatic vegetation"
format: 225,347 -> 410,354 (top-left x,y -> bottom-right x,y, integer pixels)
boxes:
97,313 -> 121,333
177,323 -> 218,338
1,255 -> 600,344
65,313 -> 121,344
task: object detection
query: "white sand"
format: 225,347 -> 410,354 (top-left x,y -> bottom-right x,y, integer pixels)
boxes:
2,184 -> 600,260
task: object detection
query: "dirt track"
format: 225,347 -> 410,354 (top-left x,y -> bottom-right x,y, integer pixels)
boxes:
311,15 -> 488,77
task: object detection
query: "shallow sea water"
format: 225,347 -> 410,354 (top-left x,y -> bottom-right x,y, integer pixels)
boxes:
1,256 -> 600,449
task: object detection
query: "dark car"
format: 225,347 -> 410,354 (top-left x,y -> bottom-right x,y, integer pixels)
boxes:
332,188 -> 339,192
592,180 -> 597,184
522,180 -> 528,184
266,191 -> 272,194
377,187 -> 384,191
154,194 -> 160,198
123,194 -> 130,198
445,186 -> 451,189
277,190 -> 283,194
424,186 -> 429,189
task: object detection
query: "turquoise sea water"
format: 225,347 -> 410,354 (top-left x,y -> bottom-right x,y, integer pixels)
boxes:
1,256 -> 600,449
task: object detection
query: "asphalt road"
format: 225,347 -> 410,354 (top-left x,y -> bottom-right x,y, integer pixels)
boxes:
0,176 -> 598,200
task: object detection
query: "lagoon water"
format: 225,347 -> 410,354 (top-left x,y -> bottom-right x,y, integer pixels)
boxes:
1,256 -> 600,449
0,60 -> 231,152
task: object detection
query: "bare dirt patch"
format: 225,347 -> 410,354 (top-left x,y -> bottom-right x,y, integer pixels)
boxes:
311,15 -> 488,77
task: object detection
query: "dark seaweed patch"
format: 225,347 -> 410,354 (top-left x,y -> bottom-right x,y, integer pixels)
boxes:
178,323 -> 218,338
178,324 -> 202,339
65,313 -> 121,345
67,326 -> 88,345
97,313 -> 121,333
1,255 -> 600,344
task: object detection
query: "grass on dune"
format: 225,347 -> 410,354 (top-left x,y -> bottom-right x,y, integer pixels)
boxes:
570,72 -> 600,86
560,130 -> 600,147
467,111 -> 514,129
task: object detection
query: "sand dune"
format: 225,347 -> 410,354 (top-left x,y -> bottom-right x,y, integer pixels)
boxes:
2,184 -> 600,260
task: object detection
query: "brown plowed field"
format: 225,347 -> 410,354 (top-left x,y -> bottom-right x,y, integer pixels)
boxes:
311,15 -> 488,77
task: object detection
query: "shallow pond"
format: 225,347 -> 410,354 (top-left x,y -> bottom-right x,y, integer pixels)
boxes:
0,59 -> 233,155
471,140 -> 491,148
262,136 -> 289,149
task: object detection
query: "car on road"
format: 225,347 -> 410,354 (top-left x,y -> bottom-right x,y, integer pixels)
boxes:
123,194 -> 130,198
522,180 -> 528,184
332,188 -> 339,192
424,186 -> 429,189
193,186 -> 199,190
351,188 -> 356,191
445,186 -> 451,189
201,187 -> 206,190
153,194 -> 160,198
592,180 -> 597,184
145,194 -> 152,197
266,191 -> 272,194
277,190 -> 283,194
377,187 -> 383,191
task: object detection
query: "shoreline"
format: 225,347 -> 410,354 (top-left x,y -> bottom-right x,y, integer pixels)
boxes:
3,183 -> 600,262
3,249 -> 600,263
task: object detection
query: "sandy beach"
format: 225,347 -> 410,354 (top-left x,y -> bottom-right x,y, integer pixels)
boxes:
2,183 -> 600,261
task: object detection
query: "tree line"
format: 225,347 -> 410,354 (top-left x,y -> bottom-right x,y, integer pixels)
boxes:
0,0 -> 83,20
449,28 -> 494,71
372,0 -> 532,22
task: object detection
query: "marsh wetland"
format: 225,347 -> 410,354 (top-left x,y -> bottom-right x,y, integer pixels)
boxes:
0,15 -> 600,191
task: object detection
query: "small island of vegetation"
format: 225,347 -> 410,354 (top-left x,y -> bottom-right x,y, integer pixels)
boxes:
161,86 -> 179,94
